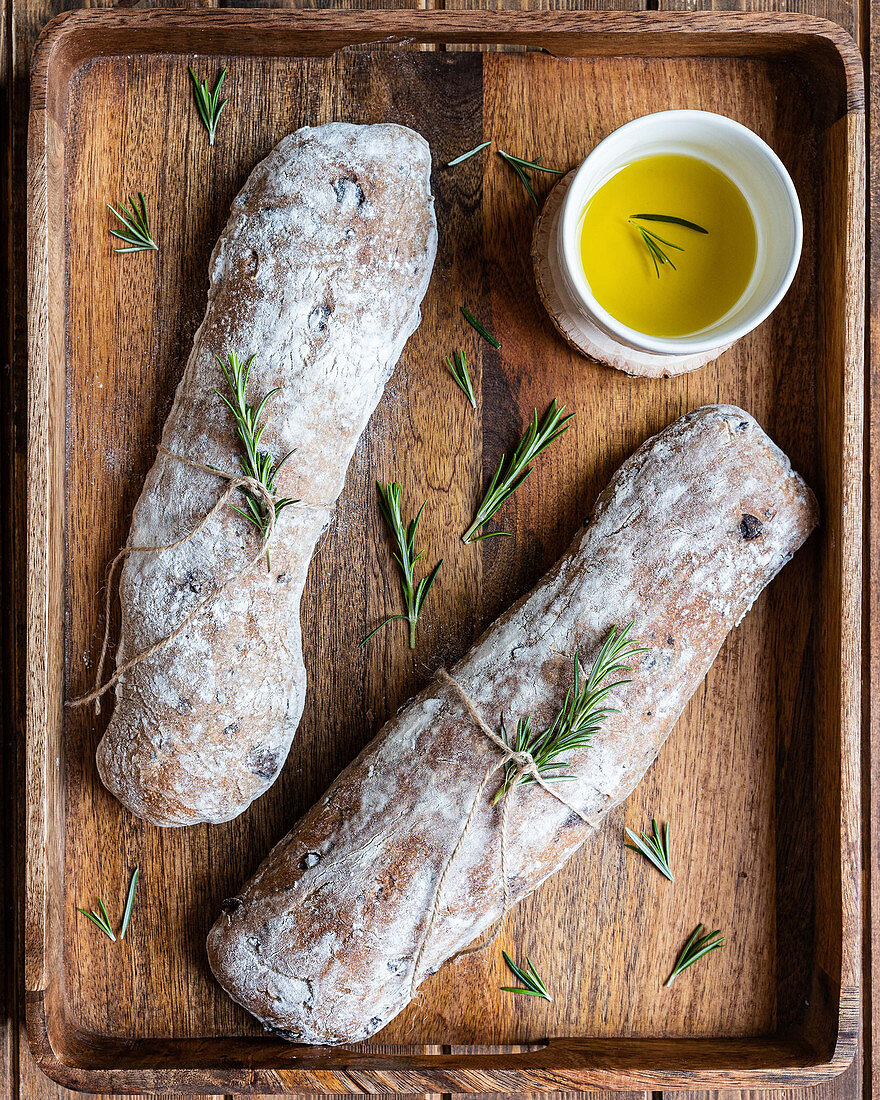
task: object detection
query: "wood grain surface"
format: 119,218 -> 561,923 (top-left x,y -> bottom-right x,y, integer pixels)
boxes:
2,3 -> 874,1100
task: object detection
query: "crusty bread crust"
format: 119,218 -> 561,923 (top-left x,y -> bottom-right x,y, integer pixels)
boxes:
207,405 -> 818,1043
94,123 -> 437,826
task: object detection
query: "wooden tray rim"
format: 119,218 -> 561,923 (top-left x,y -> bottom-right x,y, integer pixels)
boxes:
25,7 -> 865,1093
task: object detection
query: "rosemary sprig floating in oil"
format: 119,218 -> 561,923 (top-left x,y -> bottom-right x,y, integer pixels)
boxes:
462,399 -> 573,543
460,306 -> 501,349
214,352 -> 299,570
77,897 -> 117,941
625,819 -> 673,882
498,150 -> 562,206
665,924 -> 724,986
494,623 -> 646,804
361,482 -> 442,650
447,140 -> 491,167
189,66 -> 228,146
108,193 -> 158,253
119,868 -> 139,939
500,951 -> 552,1001
628,214 -> 708,278
445,350 -> 476,408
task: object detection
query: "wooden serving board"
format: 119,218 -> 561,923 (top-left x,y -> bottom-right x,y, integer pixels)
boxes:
26,9 -> 864,1094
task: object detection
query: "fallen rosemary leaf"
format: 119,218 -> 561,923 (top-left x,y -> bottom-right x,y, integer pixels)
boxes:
665,924 -> 724,986
498,150 -> 562,206
119,868 -> 139,939
77,899 -> 117,941
631,213 -> 709,233
625,819 -> 673,882
189,66 -> 228,146
460,306 -> 500,349
214,352 -> 299,571
444,350 -> 476,408
501,951 -> 552,1001
462,399 -> 572,544
447,140 -> 491,167
108,193 -> 158,253
361,482 -> 442,650
495,623 -> 646,804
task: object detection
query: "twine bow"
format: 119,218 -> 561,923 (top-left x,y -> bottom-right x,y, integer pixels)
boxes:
408,668 -> 591,997
68,445 -> 309,713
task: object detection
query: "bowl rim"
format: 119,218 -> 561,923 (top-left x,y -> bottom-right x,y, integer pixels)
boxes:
558,109 -> 804,356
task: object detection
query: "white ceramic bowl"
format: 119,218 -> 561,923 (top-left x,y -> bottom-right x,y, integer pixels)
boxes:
557,110 -> 803,357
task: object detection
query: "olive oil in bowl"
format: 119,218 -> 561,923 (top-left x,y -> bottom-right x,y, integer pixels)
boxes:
579,154 -> 757,339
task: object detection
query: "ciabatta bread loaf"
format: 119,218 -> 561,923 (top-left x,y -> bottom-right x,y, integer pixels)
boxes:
207,405 -> 817,1042
93,123 -> 437,826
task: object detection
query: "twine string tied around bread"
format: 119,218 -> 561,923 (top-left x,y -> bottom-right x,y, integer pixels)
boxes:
409,668 -> 590,997
68,445 -> 308,714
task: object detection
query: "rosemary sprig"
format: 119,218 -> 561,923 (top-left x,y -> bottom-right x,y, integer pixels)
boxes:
77,898 -> 117,941
214,352 -> 299,570
462,399 -> 573,543
631,214 -> 709,233
494,623 -> 646,804
189,66 -> 228,146
498,150 -> 562,206
445,350 -> 476,408
119,868 -> 139,939
629,214 -> 708,278
501,951 -> 552,1001
460,306 -> 500,349
447,139 -> 491,167
361,482 -> 442,650
625,819 -> 673,882
108,193 -> 158,253
665,924 -> 725,986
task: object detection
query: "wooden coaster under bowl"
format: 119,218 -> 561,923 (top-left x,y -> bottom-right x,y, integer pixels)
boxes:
531,171 -> 732,378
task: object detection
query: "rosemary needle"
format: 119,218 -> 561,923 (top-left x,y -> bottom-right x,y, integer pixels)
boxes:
665,924 -> 725,986
501,951 -> 552,1001
361,482 -> 442,650
460,306 -> 500,349
498,150 -> 562,206
189,66 -> 228,146
625,819 -> 673,881
447,140 -> 491,167
629,214 -> 708,277
77,898 -> 117,941
119,868 -> 140,939
495,623 -> 646,803
108,193 -> 158,253
213,352 -> 299,571
444,350 -> 476,408
462,399 -> 572,544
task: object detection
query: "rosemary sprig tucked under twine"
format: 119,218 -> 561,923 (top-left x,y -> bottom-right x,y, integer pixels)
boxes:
665,924 -> 724,986
77,868 -> 139,943
361,482 -> 442,650
494,625 -> 647,804
189,66 -> 228,146
501,951 -> 552,1001
68,353 -> 307,714
625,818 -> 673,881
462,400 -> 573,543
408,626 -> 645,996
108,193 -> 158,253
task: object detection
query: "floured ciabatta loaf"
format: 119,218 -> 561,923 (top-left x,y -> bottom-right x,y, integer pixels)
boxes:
94,123 -> 437,826
208,405 -> 818,1043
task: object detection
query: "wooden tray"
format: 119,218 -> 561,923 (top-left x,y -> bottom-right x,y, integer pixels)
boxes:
26,8 -> 864,1094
